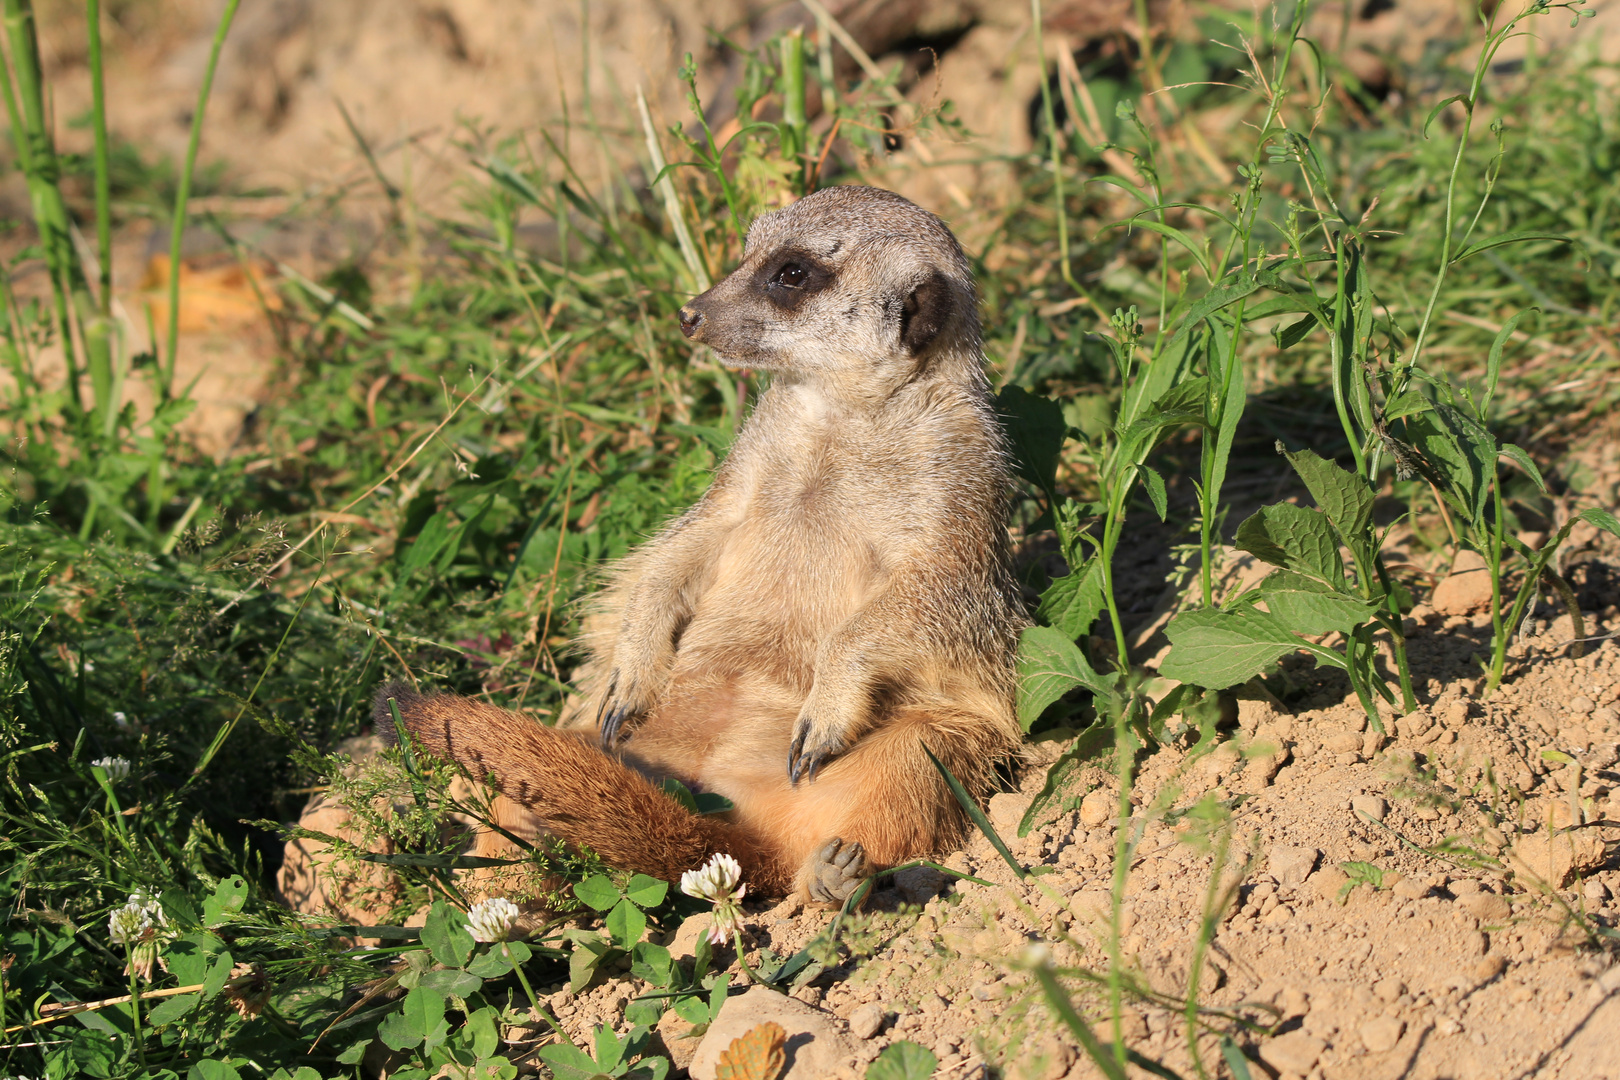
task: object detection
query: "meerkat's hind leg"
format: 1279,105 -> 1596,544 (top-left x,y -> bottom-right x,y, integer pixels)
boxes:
806,837 -> 871,905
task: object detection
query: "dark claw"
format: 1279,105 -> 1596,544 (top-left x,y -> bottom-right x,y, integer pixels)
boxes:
599,704 -> 635,750
787,724 -> 826,786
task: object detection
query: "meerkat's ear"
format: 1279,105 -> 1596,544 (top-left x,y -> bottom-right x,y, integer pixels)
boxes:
900,269 -> 955,356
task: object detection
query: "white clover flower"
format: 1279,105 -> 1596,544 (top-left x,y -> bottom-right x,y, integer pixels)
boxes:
681,854 -> 748,949
112,711 -> 129,729
92,756 -> 130,783
680,854 -> 744,903
467,897 -> 520,943
108,891 -> 164,946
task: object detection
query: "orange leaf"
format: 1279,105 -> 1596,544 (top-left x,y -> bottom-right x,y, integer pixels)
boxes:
715,1020 -> 787,1080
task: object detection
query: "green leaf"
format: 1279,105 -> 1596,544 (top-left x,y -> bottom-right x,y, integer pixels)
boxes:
574,874 -> 623,912
1139,465 -> 1168,521
159,888 -> 200,930
1116,375 -> 1210,466
657,778 -> 699,812
1273,313 -> 1316,350
1451,230 -> 1571,266
1578,506 -> 1620,538
673,992 -> 711,1025
1406,402 -> 1497,524
201,876 -> 247,927
865,1040 -> 939,1080
421,901 -> 476,969
1499,444 -> 1547,494
1160,606 -> 1334,689
566,929 -> 614,992
631,942 -> 676,986
1259,571 -> 1376,636
623,875 -> 668,909
694,791 -> 734,815
1221,1037 -> 1256,1080
1036,554 -> 1107,641
468,1006 -> 501,1060
468,946 -> 515,978
146,993 -> 200,1026
1234,503 -> 1343,585
1162,274 -> 1271,354
379,987 -> 448,1053
924,744 -> 1024,881
188,1063 -> 243,1080
606,897 -> 648,950
357,852 -> 522,869
1483,308 -> 1537,417
997,385 -> 1067,497
419,967 -> 483,996
1281,446 -> 1373,543
1422,93 -> 1469,138
1016,625 -> 1110,731
535,1041 -> 605,1080
201,949 -> 234,1000
164,931 -> 226,986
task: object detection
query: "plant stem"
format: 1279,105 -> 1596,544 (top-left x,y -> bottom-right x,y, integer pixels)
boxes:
162,0 -> 241,399
1030,0 -> 1077,292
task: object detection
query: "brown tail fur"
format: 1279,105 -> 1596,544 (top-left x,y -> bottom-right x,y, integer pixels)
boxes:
374,683 -> 796,894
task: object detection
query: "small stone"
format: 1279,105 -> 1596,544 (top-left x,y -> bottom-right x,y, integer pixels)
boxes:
1442,700 -> 1471,728
1473,955 -> 1508,983
1458,892 -> 1511,922
893,866 -> 946,905
1584,879 -> 1612,902
988,792 -> 1033,835
1373,977 -> 1405,1004
689,986 -> 859,1080
848,1002 -> 884,1040
1594,708 -> 1620,730
1267,845 -> 1321,888
1351,795 -> 1389,822
1360,1015 -> 1405,1053
1393,875 -> 1431,901
1078,790 -> 1113,827
1432,549 -> 1492,616
1570,696 -> 1596,716
1312,866 -> 1350,903
1260,1031 -> 1326,1075
1397,711 -> 1434,740
1327,730 -> 1362,754
1508,831 -> 1605,888
1262,904 -> 1295,927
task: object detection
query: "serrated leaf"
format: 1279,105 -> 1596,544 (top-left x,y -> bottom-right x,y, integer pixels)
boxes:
1259,571 -> 1376,635
865,1040 -> 938,1080
1234,503 -> 1344,584
146,993 -> 200,1026
996,384 -> 1066,496
624,874 -> 668,909
1407,403 -> 1496,524
1016,625 -> 1110,731
1161,606 -> 1322,689
574,874 -> 623,912
606,898 -> 647,950
1498,444 -> 1547,494
1281,446 -> 1373,542
1139,464 -> 1168,521
1036,554 -> 1106,640
420,901 -> 475,969
715,1021 -> 787,1080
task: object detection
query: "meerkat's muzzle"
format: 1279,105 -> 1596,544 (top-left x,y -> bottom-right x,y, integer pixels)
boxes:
678,305 -> 704,339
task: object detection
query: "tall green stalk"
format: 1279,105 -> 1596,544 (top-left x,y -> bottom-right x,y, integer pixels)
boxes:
85,0 -> 116,436
161,0 -> 242,400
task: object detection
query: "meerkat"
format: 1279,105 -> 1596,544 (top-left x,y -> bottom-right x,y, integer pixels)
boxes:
381,185 -> 1027,904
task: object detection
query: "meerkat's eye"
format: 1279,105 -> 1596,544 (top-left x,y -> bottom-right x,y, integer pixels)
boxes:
773,262 -> 808,288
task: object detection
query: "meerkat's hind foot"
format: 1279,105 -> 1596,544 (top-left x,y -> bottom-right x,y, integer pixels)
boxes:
806,837 -> 871,905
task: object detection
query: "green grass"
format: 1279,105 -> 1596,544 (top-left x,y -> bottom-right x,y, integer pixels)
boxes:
2,0 -> 1619,1076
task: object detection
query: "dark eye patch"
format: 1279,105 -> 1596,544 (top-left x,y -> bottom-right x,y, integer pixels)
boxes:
757,250 -> 832,311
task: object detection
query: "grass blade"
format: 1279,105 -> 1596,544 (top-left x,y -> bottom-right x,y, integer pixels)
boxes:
923,743 -> 1024,880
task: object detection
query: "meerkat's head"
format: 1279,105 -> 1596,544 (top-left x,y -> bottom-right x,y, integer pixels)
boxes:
678,186 -> 980,391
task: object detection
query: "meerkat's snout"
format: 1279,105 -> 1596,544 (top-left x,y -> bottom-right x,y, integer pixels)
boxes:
677,305 -> 704,339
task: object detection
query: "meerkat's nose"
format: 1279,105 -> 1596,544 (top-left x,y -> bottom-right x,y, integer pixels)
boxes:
678,306 -> 704,338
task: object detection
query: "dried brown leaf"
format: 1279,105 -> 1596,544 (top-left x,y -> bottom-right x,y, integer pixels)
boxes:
715,1020 -> 787,1080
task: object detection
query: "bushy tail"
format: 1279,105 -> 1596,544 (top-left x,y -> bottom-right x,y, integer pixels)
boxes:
373,683 -> 793,894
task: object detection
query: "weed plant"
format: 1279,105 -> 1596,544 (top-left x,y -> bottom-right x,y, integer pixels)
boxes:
2,0 -> 1618,1076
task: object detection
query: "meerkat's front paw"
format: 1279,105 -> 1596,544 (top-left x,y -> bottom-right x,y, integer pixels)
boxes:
787,711 -> 850,785
807,837 -> 871,905
597,671 -> 656,750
